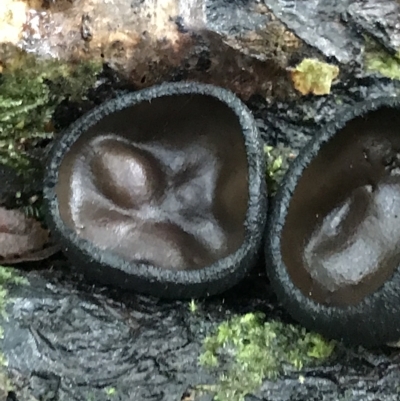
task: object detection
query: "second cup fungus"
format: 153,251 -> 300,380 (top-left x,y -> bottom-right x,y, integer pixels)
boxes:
266,96 -> 400,346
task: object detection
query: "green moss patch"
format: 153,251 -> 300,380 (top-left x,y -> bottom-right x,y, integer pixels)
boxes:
0,48 -> 102,175
364,37 -> 400,80
264,144 -> 296,194
199,312 -> 336,401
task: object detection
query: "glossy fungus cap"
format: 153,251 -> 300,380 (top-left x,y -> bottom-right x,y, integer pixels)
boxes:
266,95 -> 400,346
44,82 -> 267,298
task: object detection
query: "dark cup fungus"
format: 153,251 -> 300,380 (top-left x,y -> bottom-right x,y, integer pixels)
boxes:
266,96 -> 400,346
44,82 -> 266,298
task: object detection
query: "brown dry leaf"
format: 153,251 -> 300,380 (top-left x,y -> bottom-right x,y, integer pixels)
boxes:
290,58 -> 339,96
0,206 -> 60,264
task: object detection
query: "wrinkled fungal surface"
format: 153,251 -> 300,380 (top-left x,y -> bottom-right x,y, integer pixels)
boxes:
57,95 -> 248,271
44,82 -> 266,298
266,97 -> 400,345
283,105 -> 400,306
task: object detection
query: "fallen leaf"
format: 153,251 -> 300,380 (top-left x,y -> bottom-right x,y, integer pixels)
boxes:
290,58 -> 339,96
0,206 -> 60,264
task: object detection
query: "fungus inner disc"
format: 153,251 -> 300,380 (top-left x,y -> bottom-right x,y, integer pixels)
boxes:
281,107 -> 400,306
56,94 -> 249,271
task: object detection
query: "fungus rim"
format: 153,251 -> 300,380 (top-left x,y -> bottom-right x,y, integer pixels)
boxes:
265,95 -> 400,346
44,81 -> 267,298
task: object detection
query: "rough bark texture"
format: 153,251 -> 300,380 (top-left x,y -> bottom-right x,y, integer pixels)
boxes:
3,263 -> 400,401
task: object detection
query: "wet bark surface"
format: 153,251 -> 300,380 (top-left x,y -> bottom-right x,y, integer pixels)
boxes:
2,0 -> 400,400
3,261 -> 400,401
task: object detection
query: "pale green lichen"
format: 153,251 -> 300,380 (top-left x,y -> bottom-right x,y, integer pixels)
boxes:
198,312 -> 336,401
264,144 -> 296,194
0,266 -> 29,397
290,58 -> 339,96
104,387 -> 117,397
0,367 -> 13,399
0,265 -> 28,318
364,36 -> 400,80
0,266 -> 29,328
0,48 -> 102,175
189,299 -> 198,314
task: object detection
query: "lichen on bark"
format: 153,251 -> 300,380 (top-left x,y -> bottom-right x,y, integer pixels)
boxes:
364,36 -> 400,80
0,266 -> 29,399
264,144 -> 296,195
